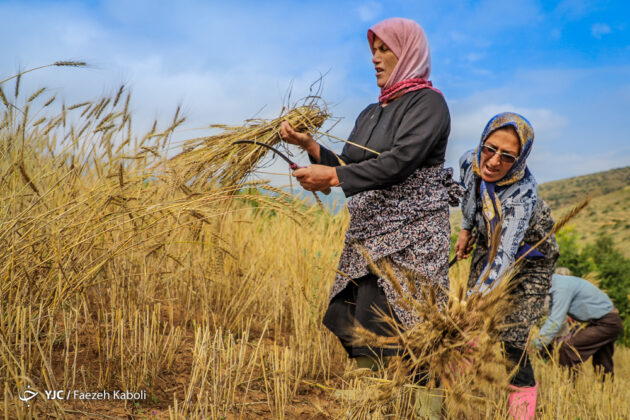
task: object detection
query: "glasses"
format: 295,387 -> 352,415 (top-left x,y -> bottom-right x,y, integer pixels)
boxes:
481,144 -> 518,164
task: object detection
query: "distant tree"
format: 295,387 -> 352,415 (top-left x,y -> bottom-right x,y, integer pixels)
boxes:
557,229 -> 630,345
585,237 -> 630,345
556,227 -> 596,276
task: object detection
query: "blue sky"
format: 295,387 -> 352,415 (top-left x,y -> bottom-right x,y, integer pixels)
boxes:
1,0 -> 629,186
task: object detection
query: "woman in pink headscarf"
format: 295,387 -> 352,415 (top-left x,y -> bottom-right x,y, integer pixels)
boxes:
281,17 -> 460,382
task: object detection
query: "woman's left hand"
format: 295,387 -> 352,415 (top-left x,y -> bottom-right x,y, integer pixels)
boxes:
455,229 -> 474,260
293,165 -> 339,194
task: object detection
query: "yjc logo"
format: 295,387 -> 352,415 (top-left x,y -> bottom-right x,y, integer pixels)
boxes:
18,385 -> 38,407
44,390 -> 65,400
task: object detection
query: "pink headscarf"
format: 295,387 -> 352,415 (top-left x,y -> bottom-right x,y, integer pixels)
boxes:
367,17 -> 442,103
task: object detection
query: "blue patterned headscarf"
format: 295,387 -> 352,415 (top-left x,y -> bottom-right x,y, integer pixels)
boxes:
471,112 -> 535,252
472,112 -> 534,187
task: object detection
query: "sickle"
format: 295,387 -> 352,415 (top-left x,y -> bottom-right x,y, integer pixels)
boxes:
232,140 -> 302,170
449,256 -> 458,267
232,139 -> 332,196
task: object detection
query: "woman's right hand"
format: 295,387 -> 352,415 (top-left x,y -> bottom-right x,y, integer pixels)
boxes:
280,121 -> 315,149
455,229 -> 474,260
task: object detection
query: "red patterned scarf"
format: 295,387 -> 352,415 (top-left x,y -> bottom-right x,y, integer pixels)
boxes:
379,77 -> 443,104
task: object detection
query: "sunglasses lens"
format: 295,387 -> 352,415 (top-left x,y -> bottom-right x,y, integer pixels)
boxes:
481,145 -> 494,156
481,145 -> 517,163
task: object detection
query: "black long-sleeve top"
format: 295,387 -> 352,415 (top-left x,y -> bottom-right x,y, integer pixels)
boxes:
312,89 -> 450,197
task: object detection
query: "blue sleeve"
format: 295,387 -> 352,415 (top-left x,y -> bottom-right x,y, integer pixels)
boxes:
477,192 -> 537,293
461,216 -> 474,231
535,284 -> 572,347
459,151 -> 475,231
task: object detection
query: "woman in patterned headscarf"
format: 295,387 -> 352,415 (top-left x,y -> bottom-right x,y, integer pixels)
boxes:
455,112 -> 559,420
281,17 -> 460,390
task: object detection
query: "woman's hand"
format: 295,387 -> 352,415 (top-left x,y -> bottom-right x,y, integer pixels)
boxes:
280,121 -> 314,148
455,229 -> 474,260
293,165 -> 339,194
280,121 -> 321,162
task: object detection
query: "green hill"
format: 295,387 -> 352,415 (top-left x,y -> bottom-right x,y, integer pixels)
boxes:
538,166 -> 630,208
538,166 -> 630,258
549,184 -> 630,258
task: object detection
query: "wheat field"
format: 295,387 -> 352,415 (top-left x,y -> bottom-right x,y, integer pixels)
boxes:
1,73 -> 629,419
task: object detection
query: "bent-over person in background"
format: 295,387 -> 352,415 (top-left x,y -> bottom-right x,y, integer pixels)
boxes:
534,273 -> 623,376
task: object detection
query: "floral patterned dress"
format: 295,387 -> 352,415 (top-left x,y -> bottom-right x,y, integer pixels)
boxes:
329,165 -> 462,329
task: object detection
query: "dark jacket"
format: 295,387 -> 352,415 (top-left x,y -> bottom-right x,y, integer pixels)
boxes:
313,89 -> 450,197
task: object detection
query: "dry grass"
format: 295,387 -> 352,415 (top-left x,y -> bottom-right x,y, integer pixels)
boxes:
1,69 -> 628,419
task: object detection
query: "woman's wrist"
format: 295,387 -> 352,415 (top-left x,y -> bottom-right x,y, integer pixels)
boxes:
305,140 -> 321,162
329,167 -> 339,187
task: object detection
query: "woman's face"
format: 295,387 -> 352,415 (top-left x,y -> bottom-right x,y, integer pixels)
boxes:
479,129 -> 521,182
372,36 -> 398,88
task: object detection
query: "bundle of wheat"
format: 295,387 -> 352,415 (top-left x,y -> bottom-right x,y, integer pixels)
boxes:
165,100 -> 328,191
347,198 -> 590,418
346,253 -> 511,417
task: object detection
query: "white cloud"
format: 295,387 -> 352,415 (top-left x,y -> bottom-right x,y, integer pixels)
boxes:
447,31 -> 492,48
466,52 -> 485,62
591,23 -> 612,39
550,28 -> 562,40
450,103 -> 568,145
470,68 -> 492,76
445,100 -> 570,177
356,2 -> 383,23
458,0 -> 544,31
0,1 -> 372,135
529,149 -> 630,183
56,20 -> 107,49
1,1 -> 627,189
554,0 -> 598,19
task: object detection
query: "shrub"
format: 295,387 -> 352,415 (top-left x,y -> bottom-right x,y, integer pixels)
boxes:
557,228 -> 630,345
556,227 -> 596,277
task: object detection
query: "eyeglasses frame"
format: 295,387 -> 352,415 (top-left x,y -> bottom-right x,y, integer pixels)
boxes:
480,144 -> 518,164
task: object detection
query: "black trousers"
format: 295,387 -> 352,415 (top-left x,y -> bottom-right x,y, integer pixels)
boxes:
504,343 -> 536,387
323,274 -> 402,359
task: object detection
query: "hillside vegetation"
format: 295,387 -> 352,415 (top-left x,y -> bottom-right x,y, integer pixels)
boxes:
538,166 -> 630,209
538,166 -> 630,257
548,184 -> 630,258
